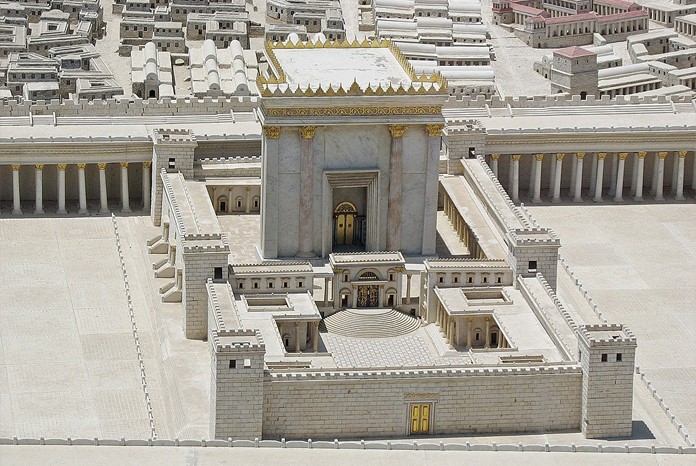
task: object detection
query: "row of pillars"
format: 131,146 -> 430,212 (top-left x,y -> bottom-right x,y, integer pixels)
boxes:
435,305 -> 506,349
442,191 -> 485,258
291,321 -> 320,354
489,150 -> 693,203
5,161 -> 152,215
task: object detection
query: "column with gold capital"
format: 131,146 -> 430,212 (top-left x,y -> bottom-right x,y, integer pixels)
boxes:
655,152 -> 667,201
261,126 -> 281,259
511,154 -> 521,203
34,164 -> 44,214
490,153 -> 500,178
298,125 -> 317,257
614,152 -> 628,202
57,163 -> 67,214
633,152 -> 646,202
98,163 -> 109,214
675,151 -> 686,201
593,153 -> 606,202
11,164 -> 21,215
422,123 -> 444,255
120,162 -> 131,213
77,163 -> 88,215
387,124 -> 406,251
573,153 -> 585,203
533,153 -> 543,203
552,153 -> 564,203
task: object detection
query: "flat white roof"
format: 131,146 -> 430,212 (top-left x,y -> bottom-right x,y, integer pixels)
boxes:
273,47 -> 412,88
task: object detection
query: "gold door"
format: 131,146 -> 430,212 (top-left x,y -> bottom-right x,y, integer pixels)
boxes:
334,201 -> 357,246
409,404 -> 431,435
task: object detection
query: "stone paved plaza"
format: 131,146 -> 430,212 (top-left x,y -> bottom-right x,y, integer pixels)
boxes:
528,203 -> 696,439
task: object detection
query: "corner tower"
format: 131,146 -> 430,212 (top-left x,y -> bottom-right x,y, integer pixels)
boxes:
256,39 -> 447,259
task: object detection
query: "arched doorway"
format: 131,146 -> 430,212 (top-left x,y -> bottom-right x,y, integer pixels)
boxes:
149,89 -> 156,98
334,201 -> 357,246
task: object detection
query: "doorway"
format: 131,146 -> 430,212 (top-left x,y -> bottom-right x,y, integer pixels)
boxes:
409,403 -> 432,435
357,285 -> 379,307
334,201 -> 357,246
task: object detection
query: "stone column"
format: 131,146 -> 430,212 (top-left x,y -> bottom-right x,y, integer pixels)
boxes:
573,152 -> 585,202
676,151 -> 686,201
324,277 -> 329,307
570,151 -> 577,196
511,154 -> 521,203
77,163 -> 88,215
548,152 -> 557,198
593,153 -> 606,202
298,125 -> 317,257
490,153 -> 500,178
448,320 -> 455,346
655,152 -> 667,201
34,164 -> 44,215
609,153 -> 618,197
57,163 -> 67,214
528,155 -> 536,197
630,153 -> 639,196
11,164 -> 21,215
142,161 -> 151,212
294,322 -> 301,353
466,318 -> 473,348
671,152 -> 680,195
484,317 -> 491,348
312,322 -> 319,353
589,153 -> 598,197
651,153 -> 659,195
245,186 -> 251,213
422,124 -> 443,255
120,162 -> 131,213
634,152 -> 646,201
533,153 -> 543,203
387,124 -> 406,251
552,153 -> 564,203
406,274 -> 412,302
614,152 -> 628,202
98,163 -> 109,214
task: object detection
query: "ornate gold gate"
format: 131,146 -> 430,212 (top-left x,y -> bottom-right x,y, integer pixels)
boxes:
357,285 -> 379,307
334,201 -> 356,246
409,404 -> 431,435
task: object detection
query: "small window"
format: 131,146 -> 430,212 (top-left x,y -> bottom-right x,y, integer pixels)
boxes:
389,273 -> 394,281
243,358 -> 251,368
344,274 -> 348,282
214,267 -> 223,280
229,360 -> 236,368
268,281 -> 274,288
528,261 -> 538,272
453,275 -> 459,283
482,276 -> 488,283
496,276 -> 502,284
616,353 -> 622,362
282,281 -> 288,288
601,353 -> 608,362
468,276 -> 473,284
238,282 -> 243,289
253,282 -> 259,289
168,157 -> 175,168
298,281 -> 303,288
438,276 -> 444,283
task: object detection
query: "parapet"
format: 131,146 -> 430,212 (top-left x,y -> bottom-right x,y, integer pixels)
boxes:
509,228 -> 560,247
578,323 -> 637,348
444,93 -> 695,109
153,128 -> 197,145
211,328 -> 265,353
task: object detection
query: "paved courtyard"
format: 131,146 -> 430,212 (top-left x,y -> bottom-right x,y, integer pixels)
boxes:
528,202 -> 696,440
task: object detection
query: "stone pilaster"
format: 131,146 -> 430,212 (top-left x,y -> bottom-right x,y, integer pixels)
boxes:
387,124 -> 406,251
422,123 -> 443,255
34,164 -> 44,215
77,163 -> 88,215
11,164 -> 21,215
57,163 -> 67,214
298,125 -> 317,257
260,126 -> 281,259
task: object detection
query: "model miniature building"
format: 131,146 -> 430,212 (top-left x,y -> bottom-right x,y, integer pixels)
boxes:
265,0 -> 346,41
188,39 -> 253,97
131,42 -> 174,98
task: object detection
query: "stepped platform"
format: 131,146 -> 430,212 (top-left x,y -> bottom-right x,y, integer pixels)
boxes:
322,308 -> 422,339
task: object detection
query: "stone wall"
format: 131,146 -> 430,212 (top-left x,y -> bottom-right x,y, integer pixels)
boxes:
261,367 -> 582,439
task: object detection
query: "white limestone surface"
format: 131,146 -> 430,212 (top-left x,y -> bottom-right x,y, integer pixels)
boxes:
527,203 -> 696,441
273,47 -> 412,88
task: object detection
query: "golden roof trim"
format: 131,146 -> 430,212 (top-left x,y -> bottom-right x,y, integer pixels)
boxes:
257,39 -> 448,97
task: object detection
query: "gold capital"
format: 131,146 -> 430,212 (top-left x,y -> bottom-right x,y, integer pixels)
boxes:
120,162 -> 129,168
143,161 -> 152,168
263,126 -> 281,139
426,124 -> 444,137
637,151 -> 647,159
556,153 -> 565,161
598,153 -> 607,160
98,163 -> 107,170
491,153 -> 500,160
389,124 -> 407,138
300,125 -> 317,139
35,164 -> 44,171
11,164 -> 20,171
535,153 -> 544,161
58,163 -> 67,170
658,152 -> 668,159
678,150 -> 687,158
618,152 -> 629,160
512,154 -> 522,161
77,163 -> 86,170
576,152 -> 585,160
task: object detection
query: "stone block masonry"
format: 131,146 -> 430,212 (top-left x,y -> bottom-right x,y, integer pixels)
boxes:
257,367 -> 582,440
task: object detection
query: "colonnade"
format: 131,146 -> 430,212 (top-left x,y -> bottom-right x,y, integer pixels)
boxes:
4,161 -> 151,215
435,303 -> 508,349
442,191 -> 485,259
489,150 -> 694,203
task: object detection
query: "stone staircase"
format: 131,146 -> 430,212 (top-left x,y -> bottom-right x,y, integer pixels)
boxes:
322,309 -> 422,338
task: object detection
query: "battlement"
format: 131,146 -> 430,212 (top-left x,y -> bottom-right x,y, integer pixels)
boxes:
153,128 -> 197,144
579,324 -> 637,347
510,228 -> 560,246
444,93 -> 695,108
424,258 -> 509,270
197,156 -> 262,164
211,328 -> 265,353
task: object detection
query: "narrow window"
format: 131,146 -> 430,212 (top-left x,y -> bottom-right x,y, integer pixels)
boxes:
616,353 -> 622,362
229,360 -> 236,368
528,260 -> 538,272
601,353 -> 608,362
214,267 -> 223,280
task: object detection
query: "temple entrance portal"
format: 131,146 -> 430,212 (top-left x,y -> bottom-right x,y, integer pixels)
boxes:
357,285 -> 379,307
333,199 -> 366,248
